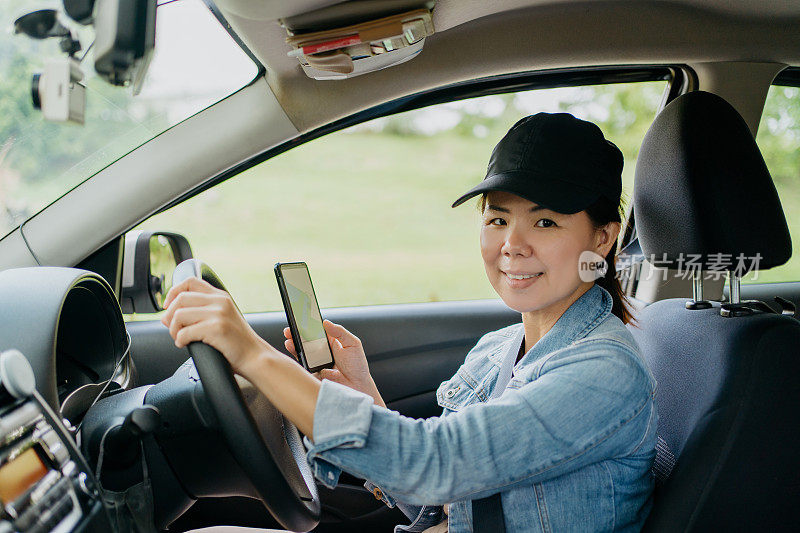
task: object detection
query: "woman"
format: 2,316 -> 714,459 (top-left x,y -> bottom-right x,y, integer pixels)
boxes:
162,113 -> 657,532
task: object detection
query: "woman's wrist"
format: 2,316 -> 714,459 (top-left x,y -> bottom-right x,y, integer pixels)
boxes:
237,341 -> 279,382
232,340 -> 321,439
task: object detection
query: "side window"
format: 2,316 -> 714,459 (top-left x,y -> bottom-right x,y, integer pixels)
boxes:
748,83 -> 800,283
135,80 -> 668,313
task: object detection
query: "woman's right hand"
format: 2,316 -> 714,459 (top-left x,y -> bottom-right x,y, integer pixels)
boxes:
284,320 -> 386,407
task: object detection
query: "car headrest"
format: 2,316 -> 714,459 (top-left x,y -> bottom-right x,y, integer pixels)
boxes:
633,91 -> 791,273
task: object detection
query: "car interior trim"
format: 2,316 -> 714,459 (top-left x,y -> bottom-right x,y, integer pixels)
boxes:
690,61 -> 787,135
774,65 -> 800,86
201,0 -> 266,77
217,0 -> 800,131
0,77 -> 300,272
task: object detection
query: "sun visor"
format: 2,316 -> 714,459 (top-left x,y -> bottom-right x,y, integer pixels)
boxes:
280,1 -> 435,80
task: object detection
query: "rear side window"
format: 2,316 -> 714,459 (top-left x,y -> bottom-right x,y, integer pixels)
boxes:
135,78 -> 668,313
749,83 -> 800,283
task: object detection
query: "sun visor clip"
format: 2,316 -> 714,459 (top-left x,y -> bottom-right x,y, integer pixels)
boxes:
282,4 -> 435,80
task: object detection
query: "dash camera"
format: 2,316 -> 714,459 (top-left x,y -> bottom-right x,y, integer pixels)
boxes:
32,57 -> 86,124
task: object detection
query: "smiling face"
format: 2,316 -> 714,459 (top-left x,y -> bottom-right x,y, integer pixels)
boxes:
480,191 -> 618,318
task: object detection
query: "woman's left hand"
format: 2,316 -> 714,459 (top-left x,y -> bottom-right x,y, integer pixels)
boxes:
161,277 -> 268,377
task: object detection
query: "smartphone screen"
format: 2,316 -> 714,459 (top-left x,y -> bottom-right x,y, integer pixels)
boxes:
275,262 -> 334,372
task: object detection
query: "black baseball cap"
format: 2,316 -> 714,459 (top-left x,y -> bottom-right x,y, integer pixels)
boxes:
451,113 -> 623,213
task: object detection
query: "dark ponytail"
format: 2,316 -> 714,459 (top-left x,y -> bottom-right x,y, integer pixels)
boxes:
585,197 -> 636,326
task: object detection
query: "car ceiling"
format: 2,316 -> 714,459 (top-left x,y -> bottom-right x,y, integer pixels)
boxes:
215,0 -> 800,130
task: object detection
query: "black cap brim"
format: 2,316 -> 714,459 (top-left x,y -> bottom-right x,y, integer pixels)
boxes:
451,171 -> 602,214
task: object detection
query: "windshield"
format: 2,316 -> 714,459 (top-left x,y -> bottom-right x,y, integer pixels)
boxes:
0,0 -> 258,238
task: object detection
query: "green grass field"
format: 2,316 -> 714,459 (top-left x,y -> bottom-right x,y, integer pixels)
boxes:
138,131 -> 502,313
136,129 -> 800,315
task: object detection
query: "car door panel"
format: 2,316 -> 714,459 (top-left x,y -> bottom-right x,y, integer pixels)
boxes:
129,299 -> 519,406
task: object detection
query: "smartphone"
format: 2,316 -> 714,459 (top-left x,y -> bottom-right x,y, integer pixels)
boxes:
274,262 -> 335,373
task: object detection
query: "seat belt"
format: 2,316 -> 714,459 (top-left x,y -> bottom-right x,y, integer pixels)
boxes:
472,329 -> 679,530
471,328 -> 522,532
472,493 -> 506,533
651,435 -> 676,487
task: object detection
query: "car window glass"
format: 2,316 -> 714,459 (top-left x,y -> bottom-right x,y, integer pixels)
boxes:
0,0 -> 257,239
134,80 -> 668,313
746,84 -> 800,283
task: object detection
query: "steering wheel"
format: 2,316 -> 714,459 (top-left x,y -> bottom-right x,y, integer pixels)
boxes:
172,259 -> 320,532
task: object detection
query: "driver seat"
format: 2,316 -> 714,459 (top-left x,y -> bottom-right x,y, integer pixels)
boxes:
629,91 -> 800,531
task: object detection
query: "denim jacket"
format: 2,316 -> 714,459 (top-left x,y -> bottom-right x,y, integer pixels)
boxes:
305,284 -> 658,532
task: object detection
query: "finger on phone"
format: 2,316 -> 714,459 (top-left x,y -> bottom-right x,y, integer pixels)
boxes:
323,320 -> 360,347
284,338 -> 297,355
322,320 -> 342,335
328,336 -> 343,353
283,327 -> 292,340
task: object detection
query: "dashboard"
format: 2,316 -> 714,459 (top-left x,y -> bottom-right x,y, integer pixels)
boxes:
0,267 -> 128,532
0,267 -> 129,422
0,350 -> 112,532
0,266 -> 308,532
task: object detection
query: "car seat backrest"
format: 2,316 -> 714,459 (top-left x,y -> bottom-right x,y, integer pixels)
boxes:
633,300 -> 800,530
630,90 -> 800,531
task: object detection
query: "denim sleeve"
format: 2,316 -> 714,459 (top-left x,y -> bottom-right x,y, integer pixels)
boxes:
304,379 -> 374,488
306,339 -> 654,505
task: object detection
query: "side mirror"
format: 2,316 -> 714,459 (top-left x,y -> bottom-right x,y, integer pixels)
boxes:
121,231 -> 193,313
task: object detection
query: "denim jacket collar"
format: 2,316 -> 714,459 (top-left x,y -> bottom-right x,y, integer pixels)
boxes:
487,283 -> 612,369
